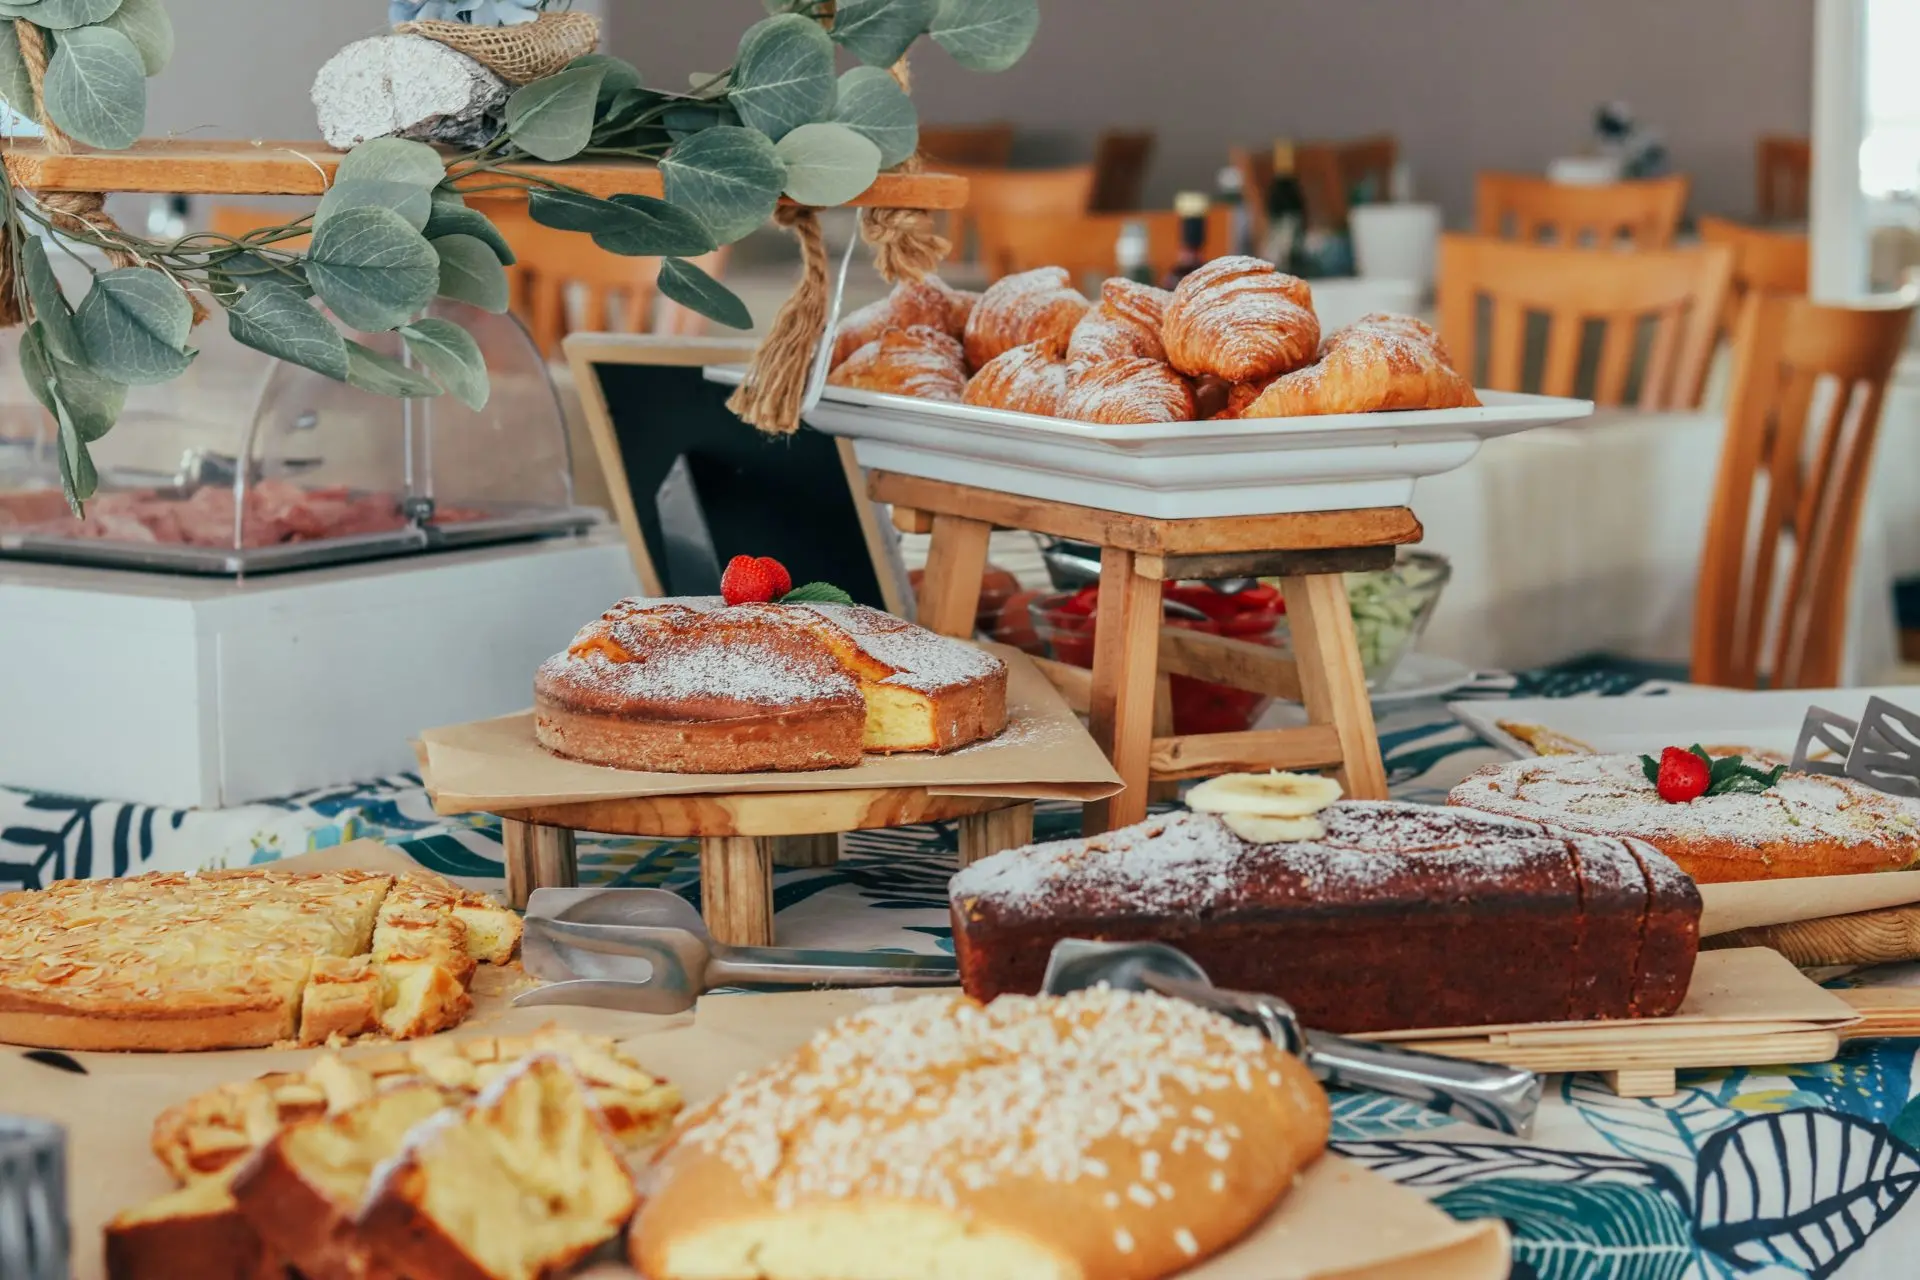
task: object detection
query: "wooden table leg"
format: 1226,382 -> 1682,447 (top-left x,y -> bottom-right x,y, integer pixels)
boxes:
500,818 -> 577,909
916,512 -> 993,637
1148,674 -> 1180,803
770,834 -> 841,868
701,836 -> 775,946
1281,572 -> 1390,800
1084,547 -> 1166,833
956,803 -> 1035,868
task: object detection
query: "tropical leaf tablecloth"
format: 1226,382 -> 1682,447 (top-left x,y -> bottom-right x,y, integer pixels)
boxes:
6,667 -> 1920,1279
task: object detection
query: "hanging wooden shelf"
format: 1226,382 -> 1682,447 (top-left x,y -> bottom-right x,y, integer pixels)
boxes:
1,138 -> 969,208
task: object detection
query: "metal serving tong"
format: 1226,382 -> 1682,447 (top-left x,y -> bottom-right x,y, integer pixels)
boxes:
512,888 -> 958,1015
1042,939 -> 1542,1137
1792,697 -> 1920,799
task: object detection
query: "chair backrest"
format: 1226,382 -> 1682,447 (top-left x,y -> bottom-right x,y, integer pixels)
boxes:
955,164 -> 1096,269
1474,172 -> 1689,248
1436,233 -> 1734,409
1756,135 -> 1812,224
1088,129 -> 1156,213
1693,291 -> 1915,689
974,206 -> 1233,286
207,202 -> 311,251
918,122 -> 1016,168
1297,135 -> 1397,230
1696,214 -> 1811,341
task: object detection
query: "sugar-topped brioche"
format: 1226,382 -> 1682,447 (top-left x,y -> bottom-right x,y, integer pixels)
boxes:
534,597 -> 1008,773
951,801 -> 1701,1032
632,988 -> 1328,1280
1451,752 -> 1920,883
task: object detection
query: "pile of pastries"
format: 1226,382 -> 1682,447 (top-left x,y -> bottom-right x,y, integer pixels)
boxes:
827,255 -> 1480,424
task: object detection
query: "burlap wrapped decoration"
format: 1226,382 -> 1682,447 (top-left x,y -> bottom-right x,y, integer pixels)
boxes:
395,11 -> 600,84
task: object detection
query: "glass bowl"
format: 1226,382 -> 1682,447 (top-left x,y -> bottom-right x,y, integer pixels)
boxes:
1336,550 -> 1452,686
1029,583 -> 1286,734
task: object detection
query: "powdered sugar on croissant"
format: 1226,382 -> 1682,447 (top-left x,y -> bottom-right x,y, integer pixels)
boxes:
829,326 -> 969,402
1066,278 -> 1173,366
833,277 -> 979,368
964,267 -> 1091,371
964,339 -> 1071,417
1161,256 -> 1320,382
1243,313 -> 1478,418
1063,357 -> 1197,424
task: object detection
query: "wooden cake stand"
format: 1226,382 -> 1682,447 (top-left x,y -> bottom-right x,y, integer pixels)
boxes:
497,789 -> 1034,946
877,471 -> 1422,833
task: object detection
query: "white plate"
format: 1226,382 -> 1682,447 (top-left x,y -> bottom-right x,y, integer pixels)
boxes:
1371,652 -> 1477,704
1448,685 -> 1920,759
705,367 -> 1592,519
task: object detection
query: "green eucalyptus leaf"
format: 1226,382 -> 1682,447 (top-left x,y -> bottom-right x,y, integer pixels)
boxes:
0,25 -> 39,121
729,13 -> 836,142
526,188 -> 714,256
56,423 -> 97,510
930,0 -> 1039,71
423,194 -> 515,266
316,179 -> 432,232
504,64 -> 605,162
0,0 -> 121,30
566,53 -> 642,107
657,257 -> 751,330
227,282 -> 350,382
831,0 -> 936,67
400,316 -> 490,411
18,323 -> 59,419
661,100 -> 741,142
595,86 -> 669,148
100,0 -> 170,74
344,339 -> 442,399
336,137 -> 446,189
775,121 -> 882,206
432,234 -> 509,314
48,353 -> 125,442
833,66 -> 919,168
42,25 -> 146,150
20,235 -> 79,363
211,252 -> 313,301
305,206 -> 439,332
74,268 -> 194,385
659,125 -> 786,243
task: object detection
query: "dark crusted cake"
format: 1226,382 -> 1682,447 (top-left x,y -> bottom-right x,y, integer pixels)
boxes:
949,800 -> 1701,1034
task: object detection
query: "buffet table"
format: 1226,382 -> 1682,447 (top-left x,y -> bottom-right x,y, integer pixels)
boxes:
6,668 -> 1920,1279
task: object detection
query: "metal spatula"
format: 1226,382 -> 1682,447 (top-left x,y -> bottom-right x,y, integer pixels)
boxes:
1792,697 -> 1920,799
512,888 -> 958,1015
1041,939 -> 1541,1136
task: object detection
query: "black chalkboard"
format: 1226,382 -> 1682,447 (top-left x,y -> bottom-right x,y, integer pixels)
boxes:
581,356 -> 891,609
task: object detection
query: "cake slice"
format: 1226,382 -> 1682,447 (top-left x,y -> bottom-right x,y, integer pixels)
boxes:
374,959 -> 472,1040
380,877 -> 523,966
105,1175 -> 285,1280
357,1056 -> 639,1280
372,904 -> 476,987
230,1081 -> 452,1280
299,956 -> 382,1045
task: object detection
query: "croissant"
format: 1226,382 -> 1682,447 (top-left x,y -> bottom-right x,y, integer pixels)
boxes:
1062,357 -> 1197,424
1161,255 -> 1320,382
828,325 -> 969,402
1066,278 -> 1173,365
964,267 -> 1091,370
1242,314 -> 1479,418
963,339 -> 1071,416
832,276 -> 979,368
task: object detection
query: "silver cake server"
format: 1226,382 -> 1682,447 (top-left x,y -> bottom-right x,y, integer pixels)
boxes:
1792,697 -> 1920,799
1041,939 -> 1541,1137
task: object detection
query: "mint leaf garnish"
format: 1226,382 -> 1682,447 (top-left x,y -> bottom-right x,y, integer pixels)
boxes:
1640,754 -> 1662,787
781,581 -> 855,605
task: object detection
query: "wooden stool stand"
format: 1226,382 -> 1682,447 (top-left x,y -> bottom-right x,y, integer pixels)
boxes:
876,471 -> 1422,832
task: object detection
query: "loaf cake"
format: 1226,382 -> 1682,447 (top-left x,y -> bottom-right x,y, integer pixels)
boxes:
1451,753 -> 1920,883
632,988 -> 1328,1280
0,869 -> 520,1052
534,597 -> 1008,773
950,801 -> 1701,1033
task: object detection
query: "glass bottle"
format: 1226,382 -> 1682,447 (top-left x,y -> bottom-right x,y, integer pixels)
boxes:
1261,139 -> 1306,273
1162,191 -> 1211,290
1216,165 -> 1252,257
1115,220 -> 1153,285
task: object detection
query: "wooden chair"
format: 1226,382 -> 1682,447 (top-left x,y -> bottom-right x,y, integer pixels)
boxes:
1088,129 -> 1156,213
952,164 -> 1095,269
1228,145 -> 1274,250
1474,173 -> 1689,248
918,122 -> 1016,168
1757,135 -> 1812,224
1297,135 -> 1397,230
207,201 -> 311,250
1697,215 -> 1811,341
974,206 -> 1232,285
1692,291 -> 1915,688
1436,233 -> 1734,409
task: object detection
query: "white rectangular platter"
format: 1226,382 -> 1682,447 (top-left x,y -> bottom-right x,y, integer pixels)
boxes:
1449,684 -> 1920,760
705,367 -> 1593,519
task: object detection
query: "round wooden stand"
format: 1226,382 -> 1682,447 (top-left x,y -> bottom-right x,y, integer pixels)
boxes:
495,787 -> 1035,946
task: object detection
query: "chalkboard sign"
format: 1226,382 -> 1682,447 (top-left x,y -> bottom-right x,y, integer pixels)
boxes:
565,335 -> 909,614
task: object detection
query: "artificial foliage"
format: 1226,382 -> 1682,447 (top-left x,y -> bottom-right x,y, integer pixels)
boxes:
0,0 -> 1039,511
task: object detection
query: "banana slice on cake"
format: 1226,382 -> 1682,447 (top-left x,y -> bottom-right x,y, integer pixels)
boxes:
1186,770 -> 1344,843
